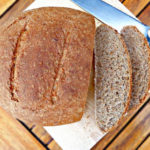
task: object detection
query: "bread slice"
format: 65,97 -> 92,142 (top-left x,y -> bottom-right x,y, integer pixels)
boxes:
0,7 -> 95,126
95,24 -> 132,131
121,26 -> 150,109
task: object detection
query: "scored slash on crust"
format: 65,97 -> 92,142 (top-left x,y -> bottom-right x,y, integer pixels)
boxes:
42,31 -> 70,105
10,23 -> 27,102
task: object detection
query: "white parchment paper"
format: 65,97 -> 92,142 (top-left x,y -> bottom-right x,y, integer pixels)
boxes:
26,1 -> 135,150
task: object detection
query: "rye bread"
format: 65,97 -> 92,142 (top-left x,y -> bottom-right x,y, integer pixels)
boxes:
95,24 -> 132,131
0,7 -> 95,125
121,26 -> 150,109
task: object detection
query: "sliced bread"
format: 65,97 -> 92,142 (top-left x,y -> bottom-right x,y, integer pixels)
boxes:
95,24 -> 132,131
121,26 -> 150,109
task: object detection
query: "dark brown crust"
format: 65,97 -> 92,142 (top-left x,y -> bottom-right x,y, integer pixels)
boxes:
95,24 -> 132,132
121,26 -> 150,108
0,7 -> 95,125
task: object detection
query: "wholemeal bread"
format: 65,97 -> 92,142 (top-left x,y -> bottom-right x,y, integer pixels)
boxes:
95,24 -> 132,131
0,7 -> 95,125
121,26 -> 150,109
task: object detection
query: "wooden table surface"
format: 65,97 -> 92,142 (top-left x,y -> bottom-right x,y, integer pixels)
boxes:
0,0 -> 150,150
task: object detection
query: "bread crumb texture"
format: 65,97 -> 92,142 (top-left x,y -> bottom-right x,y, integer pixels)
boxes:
95,25 -> 132,131
121,26 -> 150,109
0,7 -> 95,125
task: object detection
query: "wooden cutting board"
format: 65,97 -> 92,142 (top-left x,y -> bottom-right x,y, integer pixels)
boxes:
0,0 -> 17,17
0,97 -> 149,150
0,107 -> 45,150
92,95 -> 150,150
26,1 -> 150,150
0,0 -> 149,150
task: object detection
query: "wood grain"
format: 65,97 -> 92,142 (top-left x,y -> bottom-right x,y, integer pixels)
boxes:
32,126 -> 48,139
107,102 -> 150,150
123,0 -> 149,16
92,95 -> 150,150
26,123 -> 35,129
40,132 -> 52,145
119,0 -> 125,2
0,107 -> 45,150
138,4 -> 150,26
92,107 -> 138,150
0,0 -> 17,16
139,136 -> 150,150
31,125 -> 53,146
48,140 -> 62,150
25,123 -> 62,150
0,0 -> 34,26
0,1 -> 149,150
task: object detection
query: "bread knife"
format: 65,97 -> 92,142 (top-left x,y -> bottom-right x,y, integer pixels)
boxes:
72,0 -> 150,45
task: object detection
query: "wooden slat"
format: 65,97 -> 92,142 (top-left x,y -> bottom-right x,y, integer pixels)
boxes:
138,4 -> 150,26
40,132 -> 52,145
31,125 -> 53,145
48,140 -> 62,150
107,102 -> 150,150
0,0 -> 34,27
92,95 -> 150,150
139,136 -> 150,150
119,0 -> 125,3
0,0 -> 17,16
0,107 -> 45,150
123,0 -> 149,16
24,122 -> 35,129
0,1 -> 149,150
27,124 -> 62,149
32,126 -> 48,139
92,107 -> 138,149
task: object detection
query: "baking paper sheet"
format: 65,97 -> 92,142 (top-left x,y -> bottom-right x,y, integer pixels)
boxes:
26,1 -> 135,149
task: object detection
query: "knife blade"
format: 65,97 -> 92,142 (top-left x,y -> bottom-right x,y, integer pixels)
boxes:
72,0 -> 150,43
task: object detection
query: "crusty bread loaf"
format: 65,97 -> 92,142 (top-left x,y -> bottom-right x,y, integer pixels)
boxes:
95,24 -> 132,131
121,26 -> 150,109
0,7 -> 95,125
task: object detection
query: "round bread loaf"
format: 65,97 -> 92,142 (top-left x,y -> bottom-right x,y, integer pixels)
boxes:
0,7 -> 95,125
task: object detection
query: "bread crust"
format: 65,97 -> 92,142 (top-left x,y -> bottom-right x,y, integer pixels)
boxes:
121,26 -> 150,109
95,24 -> 132,132
0,7 -> 95,125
